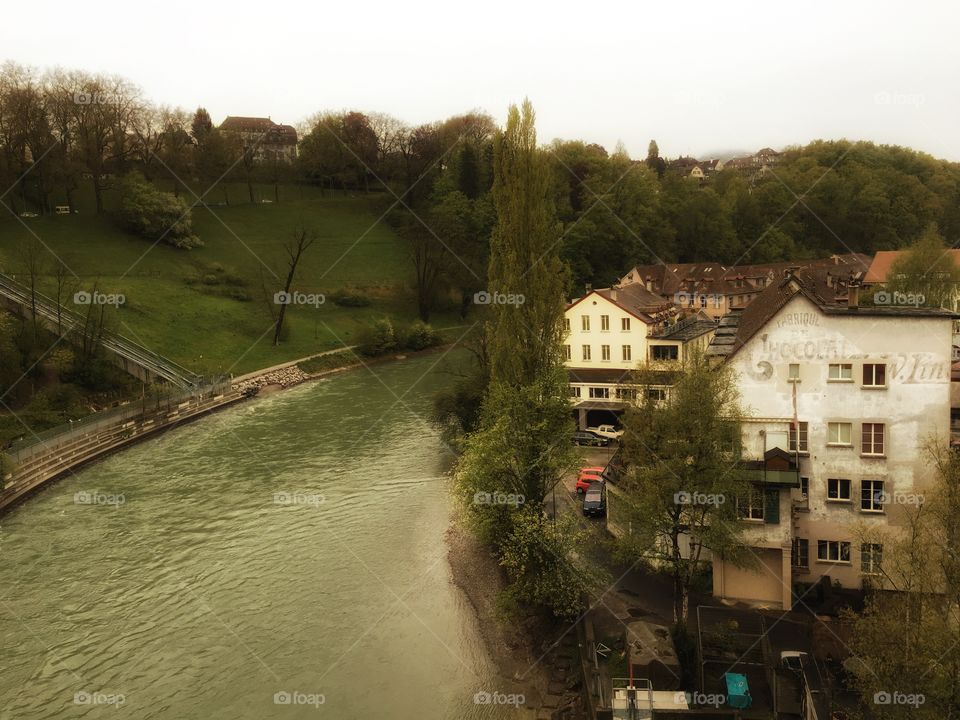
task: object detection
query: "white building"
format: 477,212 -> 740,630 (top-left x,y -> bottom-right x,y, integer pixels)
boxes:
563,284 -> 716,428
707,269 -> 955,608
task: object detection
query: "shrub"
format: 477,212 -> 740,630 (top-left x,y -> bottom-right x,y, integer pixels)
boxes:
356,317 -> 398,356
202,273 -> 220,285
116,172 -> 202,249
399,320 -> 441,351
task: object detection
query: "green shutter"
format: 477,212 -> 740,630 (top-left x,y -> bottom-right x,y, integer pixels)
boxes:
764,488 -> 780,524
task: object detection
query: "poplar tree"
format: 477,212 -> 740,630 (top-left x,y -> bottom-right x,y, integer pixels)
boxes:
454,100 -> 584,619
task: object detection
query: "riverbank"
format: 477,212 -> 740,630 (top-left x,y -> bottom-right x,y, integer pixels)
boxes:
0,340 -> 465,515
447,514 -> 587,719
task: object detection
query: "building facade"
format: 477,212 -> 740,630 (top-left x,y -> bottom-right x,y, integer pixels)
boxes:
563,285 -> 715,428
218,116 -> 298,163
707,270 -> 955,608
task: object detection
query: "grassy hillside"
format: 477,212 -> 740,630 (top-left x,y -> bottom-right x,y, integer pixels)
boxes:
0,184 -> 455,376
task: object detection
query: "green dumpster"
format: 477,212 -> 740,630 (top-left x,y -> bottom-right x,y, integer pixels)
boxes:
723,672 -> 752,709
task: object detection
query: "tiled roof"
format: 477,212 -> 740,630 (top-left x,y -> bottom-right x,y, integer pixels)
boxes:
864,249 -> 960,284
706,266 -> 956,359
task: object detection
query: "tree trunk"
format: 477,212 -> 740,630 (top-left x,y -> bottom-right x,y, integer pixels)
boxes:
93,175 -> 104,214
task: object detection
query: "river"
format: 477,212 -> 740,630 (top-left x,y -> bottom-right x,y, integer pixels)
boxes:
0,354 -> 519,719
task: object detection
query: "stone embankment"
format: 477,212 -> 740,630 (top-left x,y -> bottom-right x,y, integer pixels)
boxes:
233,366 -> 309,393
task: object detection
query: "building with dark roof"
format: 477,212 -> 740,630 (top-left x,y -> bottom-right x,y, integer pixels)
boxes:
219,116 -> 298,163
704,266 -> 955,608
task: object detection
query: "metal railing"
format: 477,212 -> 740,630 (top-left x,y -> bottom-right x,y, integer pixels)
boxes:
0,273 -> 202,389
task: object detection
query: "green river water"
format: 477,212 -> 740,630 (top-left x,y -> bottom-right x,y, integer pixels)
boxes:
0,354 -> 519,719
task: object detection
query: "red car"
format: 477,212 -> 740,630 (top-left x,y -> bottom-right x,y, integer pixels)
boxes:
576,467 -> 605,493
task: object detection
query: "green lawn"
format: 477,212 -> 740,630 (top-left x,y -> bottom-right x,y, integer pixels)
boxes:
0,185 -> 458,376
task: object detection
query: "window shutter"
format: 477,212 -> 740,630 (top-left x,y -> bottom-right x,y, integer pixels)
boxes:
764,488 -> 780,524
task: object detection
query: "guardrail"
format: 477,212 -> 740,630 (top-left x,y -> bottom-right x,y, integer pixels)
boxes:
0,272 -> 202,389
0,380 -> 240,513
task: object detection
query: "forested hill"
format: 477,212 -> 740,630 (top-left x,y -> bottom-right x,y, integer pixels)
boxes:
555,139 -> 960,289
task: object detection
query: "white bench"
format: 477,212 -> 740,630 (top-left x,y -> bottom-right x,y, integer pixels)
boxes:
55,206 -> 71,215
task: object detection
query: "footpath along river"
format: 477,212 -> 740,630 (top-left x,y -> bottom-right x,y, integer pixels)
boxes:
0,353 -> 522,719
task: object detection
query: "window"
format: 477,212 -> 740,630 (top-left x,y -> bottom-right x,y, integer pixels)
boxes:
800,477 -> 809,500
789,422 -> 809,453
564,318 -> 570,333
699,295 -> 707,308
582,345 -> 591,361
828,363 -> 853,381
616,388 -> 638,400
621,317 -> 631,331
581,315 -> 590,332
817,540 -> 851,563
861,480 -> 885,512
589,387 -> 609,399
651,345 -> 679,361
828,478 -> 851,501
622,345 -> 632,362
788,364 -> 800,382
861,423 -> 885,456
568,386 -> 581,398
863,363 -> 886,387
861,543 -> 883,574
828,422 -> 852,446
737,487 -> 765,521
791,538 -> 809,569
601,345 -> 611,361
647,388 -> 667,402
564,344 -> 571,361
600,315 -> 610,331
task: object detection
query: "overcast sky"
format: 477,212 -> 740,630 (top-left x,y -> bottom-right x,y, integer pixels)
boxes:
3,0 -> 957,161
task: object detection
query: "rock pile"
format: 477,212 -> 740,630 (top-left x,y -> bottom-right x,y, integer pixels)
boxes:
233,366 -> 308,394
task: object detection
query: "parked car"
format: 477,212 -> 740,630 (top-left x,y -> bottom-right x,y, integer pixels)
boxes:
572,431 -> 609,447
582,481 -> 606,517
586,424 -> 624,441
576,468 -> 605,493
780,651 -> 808,674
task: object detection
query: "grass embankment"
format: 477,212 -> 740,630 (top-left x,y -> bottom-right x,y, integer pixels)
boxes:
0,182 -> 460,377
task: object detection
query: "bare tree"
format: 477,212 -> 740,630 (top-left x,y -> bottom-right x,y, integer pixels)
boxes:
17,237 -> 46,341
273,225 -> 316,345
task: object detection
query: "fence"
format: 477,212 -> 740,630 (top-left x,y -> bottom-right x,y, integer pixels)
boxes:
0,380 -> 238,512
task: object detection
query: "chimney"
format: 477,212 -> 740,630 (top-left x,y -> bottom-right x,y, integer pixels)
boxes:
610,290 -> 618,301
848,285 -> 860,307
585,283 -> 592,294
646,280 -> 652,291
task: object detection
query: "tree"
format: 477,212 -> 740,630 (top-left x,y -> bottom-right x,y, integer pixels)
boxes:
453,100 -> 582,618
116,171 -> 201,248
190,107 -> 213,143
272,224 -> 316,345
842,443 -> 960,718
884,224 -> 960,309
646,139 -> 665,178
616,352 -> 753,630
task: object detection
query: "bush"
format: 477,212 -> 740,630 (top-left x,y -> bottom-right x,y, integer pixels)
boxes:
116,172 -> 202,249
399,320 -> 441,351
356,317 -> 398,356
202,273 -> 220,285
330,287 -> 371,307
